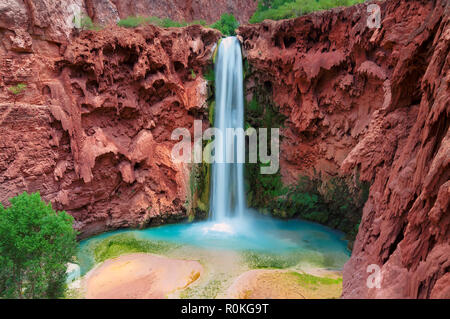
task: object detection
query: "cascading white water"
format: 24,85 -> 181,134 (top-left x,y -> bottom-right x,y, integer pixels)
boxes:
209,36 -> 246,222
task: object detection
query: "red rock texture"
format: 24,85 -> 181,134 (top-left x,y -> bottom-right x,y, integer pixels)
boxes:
88,0 -> 258,25
238,0 -> 449,299
0,0 -> 448,300
0,13 -> 220,237
0,0 -> 255,45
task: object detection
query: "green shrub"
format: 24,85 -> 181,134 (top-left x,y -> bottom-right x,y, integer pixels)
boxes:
250,0 -> 366,23
204,67 -> 215,83
209,13 -> 239,36
8,83 -> 26,95
117,16 -> 149,28
0,192 -> 77,298
117,16 -> 206,29
73,14 -> 101,31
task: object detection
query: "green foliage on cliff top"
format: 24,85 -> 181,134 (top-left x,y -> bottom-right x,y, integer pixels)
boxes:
250,0 -> 366,23
0,192 -> 77,299
117,16 -> 207,28
90,233 -> 179,263
209,13 -> 239,36
117,13 -> 239,36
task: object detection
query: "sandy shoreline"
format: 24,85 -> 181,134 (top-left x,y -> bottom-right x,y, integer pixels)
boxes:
76,251 -> 343,299
225,269 -> 343,299
82,253 -> 203,299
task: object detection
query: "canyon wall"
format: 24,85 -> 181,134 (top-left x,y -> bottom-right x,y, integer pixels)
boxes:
0,1 -> 221,237
0,0 -> 256,43
238,0 -> 449,299
87,0 -> 258,25
0,0 -> 448,299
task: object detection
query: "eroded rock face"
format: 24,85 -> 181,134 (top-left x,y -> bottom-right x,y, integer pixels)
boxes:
91,0 -> 258,24
0,22 -> 220,237
0,0 -> 255,47
238,0 -> 449,299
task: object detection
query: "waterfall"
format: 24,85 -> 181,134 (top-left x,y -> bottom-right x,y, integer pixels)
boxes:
209,36 -> 246,222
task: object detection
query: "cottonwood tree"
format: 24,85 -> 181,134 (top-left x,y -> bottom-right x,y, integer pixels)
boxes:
0,192 -> 77,299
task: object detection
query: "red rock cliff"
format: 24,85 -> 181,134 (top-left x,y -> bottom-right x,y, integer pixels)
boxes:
238,0 -> 449,298
86,0 -> 257,25
0,0 -> 221,237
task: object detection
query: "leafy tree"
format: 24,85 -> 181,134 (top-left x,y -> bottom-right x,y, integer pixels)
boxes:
209,13 -> 239,36
0,192 -> 77,298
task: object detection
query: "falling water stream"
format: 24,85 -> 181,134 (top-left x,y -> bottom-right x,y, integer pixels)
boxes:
77,37 -> 351,277
210,36 -> 246,222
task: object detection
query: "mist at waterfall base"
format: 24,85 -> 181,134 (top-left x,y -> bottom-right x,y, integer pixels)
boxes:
77,37 -> 350,274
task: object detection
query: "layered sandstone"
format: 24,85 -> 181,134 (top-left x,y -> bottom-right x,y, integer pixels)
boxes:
238,0 -> 449,299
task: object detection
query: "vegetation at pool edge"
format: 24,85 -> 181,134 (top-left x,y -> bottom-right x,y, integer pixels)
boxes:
84,233 -> 180,265
242,250 -> 348,270
287,271 -> 342,286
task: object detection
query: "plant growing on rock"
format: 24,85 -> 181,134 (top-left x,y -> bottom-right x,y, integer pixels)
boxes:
190,69 -> 196,79
8,83 -> 26,107
256,171 -> 370,242
73,14 -> 101,31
